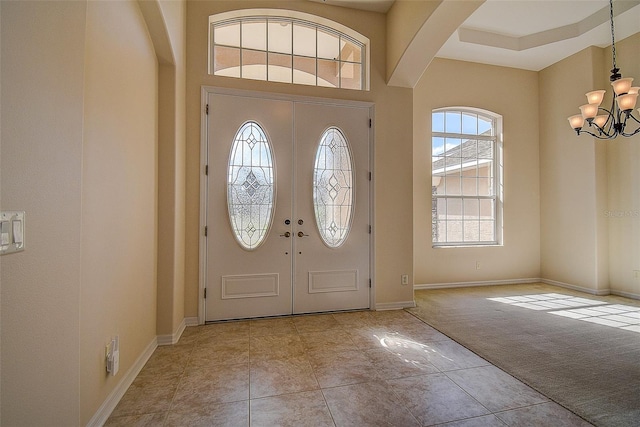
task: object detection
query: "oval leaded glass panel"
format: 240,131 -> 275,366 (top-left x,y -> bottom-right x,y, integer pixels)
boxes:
227,121 -> 275,250
313,127 -> 354,248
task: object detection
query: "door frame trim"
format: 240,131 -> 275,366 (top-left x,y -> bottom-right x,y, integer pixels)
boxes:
198,86 -> 375,324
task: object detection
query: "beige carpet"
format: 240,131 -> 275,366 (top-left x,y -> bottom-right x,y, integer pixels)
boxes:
408,283 -> 640,427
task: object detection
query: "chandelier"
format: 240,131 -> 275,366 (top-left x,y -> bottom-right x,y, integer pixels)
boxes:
568,0 -> 640,139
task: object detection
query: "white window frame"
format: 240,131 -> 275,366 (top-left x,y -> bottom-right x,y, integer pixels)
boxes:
431,107 -> 503,247
208,9 -> 370,91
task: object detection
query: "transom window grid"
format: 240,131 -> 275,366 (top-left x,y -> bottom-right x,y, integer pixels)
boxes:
313,127 -> 355,248
431,109 -> 501,246
227,121 -> 275,250
211,16 -> 365,90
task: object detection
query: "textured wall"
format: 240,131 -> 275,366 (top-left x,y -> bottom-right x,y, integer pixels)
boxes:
414,58 -> 541,285
0,1 -> 87,424
539,47 -> 608,293
79,1 -> 158,423
606,33 -> 640,297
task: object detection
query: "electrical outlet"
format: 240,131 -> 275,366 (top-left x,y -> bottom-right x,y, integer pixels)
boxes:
106,336 -> 120,376
634,270 -> 640,279
401,274 -> 409,285
476,261 -> 481,270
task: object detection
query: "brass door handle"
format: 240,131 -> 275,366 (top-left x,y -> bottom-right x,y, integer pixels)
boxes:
280,231 -> 291,238
297,231 -> 309,238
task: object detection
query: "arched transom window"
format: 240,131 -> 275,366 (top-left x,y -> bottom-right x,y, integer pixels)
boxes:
209,10 -> 369,90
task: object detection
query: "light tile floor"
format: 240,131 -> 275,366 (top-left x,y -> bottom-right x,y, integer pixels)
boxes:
106,310 -> 593,426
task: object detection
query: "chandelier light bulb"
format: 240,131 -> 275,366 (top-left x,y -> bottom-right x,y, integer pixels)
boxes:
617,93 -> 638,112
568,114 -> 585,129
586,90 -> 606,106
579,103 -> 598,119
593,115 -> 608,128
611,77 -> 634,95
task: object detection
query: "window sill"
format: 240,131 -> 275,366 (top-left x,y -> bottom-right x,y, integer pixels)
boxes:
432,243 -> 502,249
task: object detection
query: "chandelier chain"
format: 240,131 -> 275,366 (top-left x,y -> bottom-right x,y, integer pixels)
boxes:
609,0 -> 617,70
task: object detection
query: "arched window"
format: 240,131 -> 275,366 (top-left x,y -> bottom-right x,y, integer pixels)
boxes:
209,10 -> 369,90
431,108 -> 503,246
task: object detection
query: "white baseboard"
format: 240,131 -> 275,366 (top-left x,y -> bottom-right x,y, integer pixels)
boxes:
610,289 -> 640,300
415,278 -> 540,290
157,318 -> 187,346
185,316 -> 199,326
86,337 -> 158,427
540,278 -> 611,296
375,300 -> 416,310
415,277 -> 640,301
157,317 -> 200,346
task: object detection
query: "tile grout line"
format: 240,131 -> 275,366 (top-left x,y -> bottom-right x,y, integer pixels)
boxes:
162,330 -> 199,426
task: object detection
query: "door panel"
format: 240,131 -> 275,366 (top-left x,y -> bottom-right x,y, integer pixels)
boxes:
293,102 -> 370,314
206,93 -> 293,321
205,91 -> 370,321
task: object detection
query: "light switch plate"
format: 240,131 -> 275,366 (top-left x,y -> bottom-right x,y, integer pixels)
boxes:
0,211 -> 25,255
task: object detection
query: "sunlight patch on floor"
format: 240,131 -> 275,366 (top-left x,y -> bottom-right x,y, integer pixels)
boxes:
488,294 -> 640,334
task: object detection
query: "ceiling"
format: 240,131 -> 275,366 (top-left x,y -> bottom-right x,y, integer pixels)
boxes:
311,0 -> 640,71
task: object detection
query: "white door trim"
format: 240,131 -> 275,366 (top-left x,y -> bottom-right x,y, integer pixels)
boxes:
198,86 -> 375,324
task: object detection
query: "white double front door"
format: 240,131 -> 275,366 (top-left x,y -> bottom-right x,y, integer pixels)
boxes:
204,90 -> 371,321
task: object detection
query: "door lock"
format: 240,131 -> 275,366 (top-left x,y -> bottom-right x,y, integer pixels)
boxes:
298,219 -> 304,225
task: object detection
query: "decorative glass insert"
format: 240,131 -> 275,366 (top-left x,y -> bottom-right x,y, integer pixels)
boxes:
227,121 -> 275,250
431,108 -> 502,246
209,11 -> 368,90
313,127 -> 354,248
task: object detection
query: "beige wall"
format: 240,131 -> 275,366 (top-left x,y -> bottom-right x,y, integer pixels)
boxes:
152,0 -> 188,338
539,47 -> 609,293
539,34 -> 640,297
386,0 -> 440,82
185,0 -> 415,312
1,2 -> 86,424
386,1 -> 483,88
162,0 -> 188,338
605,32 -> 640,297
414,58 -> 541,284
79,1 -> 159,423
1,0 -> 176,424
0,2 -> 3,417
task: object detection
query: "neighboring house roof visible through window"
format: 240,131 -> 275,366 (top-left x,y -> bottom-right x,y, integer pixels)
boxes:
209,9 -> 370,90
431,138 -> 493,175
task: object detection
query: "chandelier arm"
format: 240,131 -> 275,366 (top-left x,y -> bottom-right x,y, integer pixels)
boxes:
589,106 -> 616,135
626,113 -> 640,125
620,128 -> 640,137
578,128 -> 617,140
597,106 -> 614,116
620,114 -> 640,137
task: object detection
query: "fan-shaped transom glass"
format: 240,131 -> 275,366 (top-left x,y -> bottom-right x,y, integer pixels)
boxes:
209,10 -> 368,90
313,127 -> 354,248
227,121 -> 275,250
